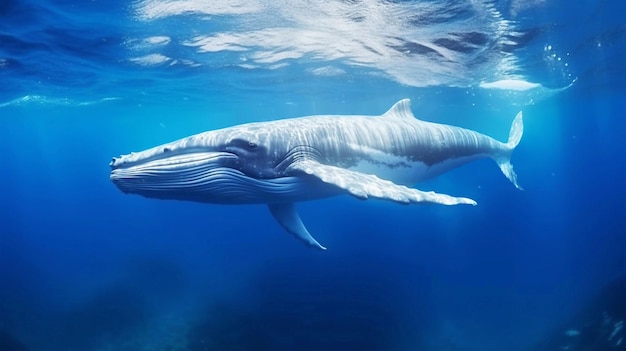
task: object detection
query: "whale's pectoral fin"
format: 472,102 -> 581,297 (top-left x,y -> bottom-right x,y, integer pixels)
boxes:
289,160 -> 477,206
268,203 -> 327,250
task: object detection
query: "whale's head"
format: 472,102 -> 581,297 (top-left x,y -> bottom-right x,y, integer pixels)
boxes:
109,123 -> 305,204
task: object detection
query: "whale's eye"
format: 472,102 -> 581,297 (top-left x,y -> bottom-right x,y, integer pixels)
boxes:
163,147 -> 171,153
228,139 -> 259,153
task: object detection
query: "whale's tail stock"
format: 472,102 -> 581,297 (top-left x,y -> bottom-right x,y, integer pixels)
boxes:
495,111 -> 524,190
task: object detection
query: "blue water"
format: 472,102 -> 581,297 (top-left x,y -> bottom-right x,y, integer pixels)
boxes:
1,1 -> 625,350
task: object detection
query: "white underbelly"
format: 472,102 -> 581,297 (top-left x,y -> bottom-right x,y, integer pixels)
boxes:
349,152 -> 487,186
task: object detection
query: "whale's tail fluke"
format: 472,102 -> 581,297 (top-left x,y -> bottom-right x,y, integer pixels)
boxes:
496,111 -> 524,190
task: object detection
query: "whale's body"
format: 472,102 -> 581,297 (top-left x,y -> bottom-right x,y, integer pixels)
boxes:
110,99 -> 523,249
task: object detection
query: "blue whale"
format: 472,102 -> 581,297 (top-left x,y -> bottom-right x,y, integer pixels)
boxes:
110,99 -> 523,249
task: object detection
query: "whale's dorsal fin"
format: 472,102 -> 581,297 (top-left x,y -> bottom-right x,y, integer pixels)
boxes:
288,159 -> 476,206
382,99 -> 417,120
268,203 -> 326,250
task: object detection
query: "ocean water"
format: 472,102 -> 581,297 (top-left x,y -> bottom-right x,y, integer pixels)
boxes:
1,1 -> 625,350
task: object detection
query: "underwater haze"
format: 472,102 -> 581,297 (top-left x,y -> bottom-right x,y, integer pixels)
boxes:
1,0 -> 625,350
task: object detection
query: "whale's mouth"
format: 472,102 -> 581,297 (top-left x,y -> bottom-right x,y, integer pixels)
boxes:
109,150 -> 330,204
110,151 -> 238,195
109,147 -> 236,170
